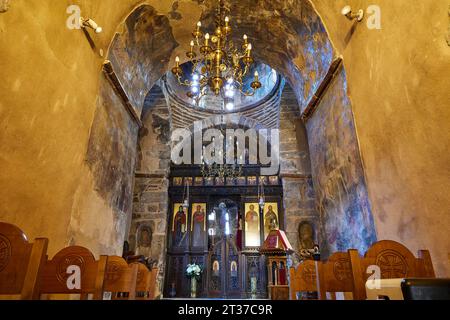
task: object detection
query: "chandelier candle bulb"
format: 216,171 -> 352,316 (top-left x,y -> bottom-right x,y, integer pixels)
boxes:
205,33 -> 210,46
224,16 -> 231,33
243,34 -> 248,49
187,40 -> 197,59
193,21 -> 203,39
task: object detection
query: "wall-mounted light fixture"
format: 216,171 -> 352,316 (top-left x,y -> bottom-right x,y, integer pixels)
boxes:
341,5 -> 364,22
80,17 -> 102,34
0,0 -> 11,13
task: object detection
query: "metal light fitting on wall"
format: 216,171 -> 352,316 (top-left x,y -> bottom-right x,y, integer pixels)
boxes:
182,181 -> 190,209
171,0 -> 262,107
341,5 -> 364,22
0,0 -> 11,13
80,17 -> 103,33
258,179 -> 265,210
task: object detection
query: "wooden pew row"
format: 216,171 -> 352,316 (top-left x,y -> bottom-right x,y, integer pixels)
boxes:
0,222 -> 158,300
134,262 -> 159,300
290,240 -> 436,300
290,252 -> 354,300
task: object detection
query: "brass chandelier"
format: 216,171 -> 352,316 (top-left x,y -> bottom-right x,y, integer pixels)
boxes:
171,0 -> 262,108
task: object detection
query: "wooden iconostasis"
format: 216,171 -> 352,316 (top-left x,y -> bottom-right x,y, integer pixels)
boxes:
165,167 -> 283,299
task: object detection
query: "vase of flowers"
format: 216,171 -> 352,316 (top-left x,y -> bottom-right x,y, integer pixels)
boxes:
186,263 -> 202,298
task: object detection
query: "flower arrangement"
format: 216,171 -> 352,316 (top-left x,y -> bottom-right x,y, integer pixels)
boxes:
186,263 -> 203,280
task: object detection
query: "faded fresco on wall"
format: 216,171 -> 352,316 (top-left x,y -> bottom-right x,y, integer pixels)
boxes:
108,5 -> 178,115
306,69 -> 377,255
85,75 -> 139,218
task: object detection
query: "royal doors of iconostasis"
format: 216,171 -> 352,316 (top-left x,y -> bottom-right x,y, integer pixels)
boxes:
208,199 -> 241,298
164,175 -> 284,299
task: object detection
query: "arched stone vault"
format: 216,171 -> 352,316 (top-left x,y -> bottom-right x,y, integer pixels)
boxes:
82,1 -> 378,295
106,0 -> 335,115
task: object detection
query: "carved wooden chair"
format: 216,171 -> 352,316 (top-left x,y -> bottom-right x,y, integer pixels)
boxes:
319,252 -> 354,300
349,240 -> 436,300
149,266 -> 159,300
0,222 -> 48,300
103,256 -> 138,300
39,246 -> 107,300
132,262 -> 153,300
289,260 -> 320,300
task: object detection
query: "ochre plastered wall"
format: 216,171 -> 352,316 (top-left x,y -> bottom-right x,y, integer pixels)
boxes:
0,0 -> 150,256
0,0 -> 205,257
312,0 -> 450,276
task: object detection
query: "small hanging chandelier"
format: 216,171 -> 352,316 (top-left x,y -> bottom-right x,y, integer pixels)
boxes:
171,0 -> 262,107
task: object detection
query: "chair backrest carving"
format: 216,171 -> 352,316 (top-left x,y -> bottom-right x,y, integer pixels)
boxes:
39,246 -> 107,299
289,260 -> 318,300
0,222 -> 48,299
349,240 -> 435,300
320,252 -> 353,298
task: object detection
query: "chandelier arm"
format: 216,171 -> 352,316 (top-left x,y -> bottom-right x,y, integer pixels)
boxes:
176,75 -> 193,87
241,64 -> 250,78
191,59 -> 200,74
238,84 -> 257,97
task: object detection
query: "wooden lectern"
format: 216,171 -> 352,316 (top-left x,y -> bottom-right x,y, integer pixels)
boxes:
259,229 -> 294,300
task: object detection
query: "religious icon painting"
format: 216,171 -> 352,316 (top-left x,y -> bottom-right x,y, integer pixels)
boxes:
205,177 -> 214,186
260,176 -> 268,185
230,261 -> 238,278
172,203 -> 187,247
173,177 -> 183,186
212,260 -> 220,277
247,176 -> 257,186
244,203 -> 260,247
215,176 -> 225,186
269,176 -> 279,185
263,203 -> 279,240
191,203 -> 207,247
236,176 -> 246,186
225,177 -> 235,186
194,177 -> 203,186
185,177 -> 193,186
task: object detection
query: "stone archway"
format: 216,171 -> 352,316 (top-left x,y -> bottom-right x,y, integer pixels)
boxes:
88,0 -> 377,296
